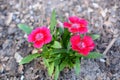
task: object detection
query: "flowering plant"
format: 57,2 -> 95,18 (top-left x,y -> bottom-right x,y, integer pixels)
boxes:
18,10 -> 103,80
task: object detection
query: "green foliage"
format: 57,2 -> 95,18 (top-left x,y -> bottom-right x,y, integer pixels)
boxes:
61,28 -> 70,48
20,53 -> 41,64
43,58 -> 49,67
60,57 -> 68,71
60,61 -> 67,71
67,41 -> 71,51
74,57 -> 80,75
54,65 -> 59,80
43,58 -> 55,76
85,52 -> 103,59
58,26 -> 64,34
90,34 -> 100,40
52,41 -> 62,49
50,49 -> 67,54
48,62 -> 54,76
74,53 -> 83,58
18,24 -> 32,34
18,9 -> 102,80
50,10 -> 57,34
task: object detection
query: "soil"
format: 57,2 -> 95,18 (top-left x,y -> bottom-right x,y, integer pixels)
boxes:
0,0 -> 120,80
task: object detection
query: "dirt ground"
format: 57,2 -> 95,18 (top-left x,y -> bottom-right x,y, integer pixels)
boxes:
0,0 -> 120,80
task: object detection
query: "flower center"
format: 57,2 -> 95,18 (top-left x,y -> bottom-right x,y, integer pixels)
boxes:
72,23 -> 79,28
80,24 -> 85,27
35,33 -> 43,40
77,42 -> 86,49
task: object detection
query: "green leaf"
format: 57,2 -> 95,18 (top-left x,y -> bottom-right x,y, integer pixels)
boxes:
54,59 -> 61,66
74,57 -> 80,75
67,41 -> 71,51
18,23 -> 32,34
43,58 -> 49,67
48,62 -> 54,76
62,28 -> 70,48
68,60 -> 74,68
75,53 -> 83,57
85,52 -> 103,59
58,26 -> 64,34
20,53 -> 41,64
50,49 -> 67,54
91,34 -> 100,40
60,56 -> 68,71
60,61 -> 67,71
50,10 -> 57,33
54,54 -> 61,66
54,65 -> 59,80
52,41 -> 62,48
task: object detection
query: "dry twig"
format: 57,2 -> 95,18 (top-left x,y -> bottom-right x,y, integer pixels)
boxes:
103,34 -> 119,55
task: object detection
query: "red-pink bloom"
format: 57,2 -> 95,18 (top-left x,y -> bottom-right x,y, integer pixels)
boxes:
64,16 -> 88,34
28,27 -> 52,48
70,35 -> 95,56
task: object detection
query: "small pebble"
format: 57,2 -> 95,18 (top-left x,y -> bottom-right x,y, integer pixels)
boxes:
18,65 -> 24,74
14,52 -> 23,63
100,59 -> 106,63
5,13 -> 13,25
12,14 -> 17,20
1,57 -> 9,62
60,0 -> 63,1
47,1 -> 52,5
21,20 -> 25,23
0,64 -> 4,73
100,8 -> 108,17
76,5 -> 82,12
92,3 -> 99,8
8,27 -> 16,34
20,75 -> 24,80
0,33 -> 2,37
29,6 -> 32,9
30,10 -> 34,15
88,8 -> 93,13
32,49 -> 38,54
24,34 -> 28,38
15,18 -> 21,23
0,19 -> 4,26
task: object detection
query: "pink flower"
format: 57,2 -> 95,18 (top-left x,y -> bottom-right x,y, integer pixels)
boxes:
70,35 -> 95,56
63,16 -> 88,34
28,27 -> 52,48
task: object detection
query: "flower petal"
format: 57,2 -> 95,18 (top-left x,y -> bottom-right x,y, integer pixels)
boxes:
69,27 -> 79,33
78,19 -> 88,27
78,27 -> 88,34
83,36 -> 94,46
28,33 -> 36,42
70,35 -> 81,45
87,43 -> 95,50
69,16 -> 80,23
33,40 -> 44,48
40,27 -> 52,44
28,26 -> 52,48
78,48 -> 90,56
71,45 -> 80,51
44,34 -> 52,44
63,22 -> 71,28
70,35 -> 95,56
28,27 -> 42,42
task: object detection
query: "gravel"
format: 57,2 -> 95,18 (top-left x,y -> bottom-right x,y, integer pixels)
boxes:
0,0 -> 120,80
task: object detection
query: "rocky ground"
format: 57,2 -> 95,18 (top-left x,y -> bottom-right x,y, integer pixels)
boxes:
0,0 -> 120,80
